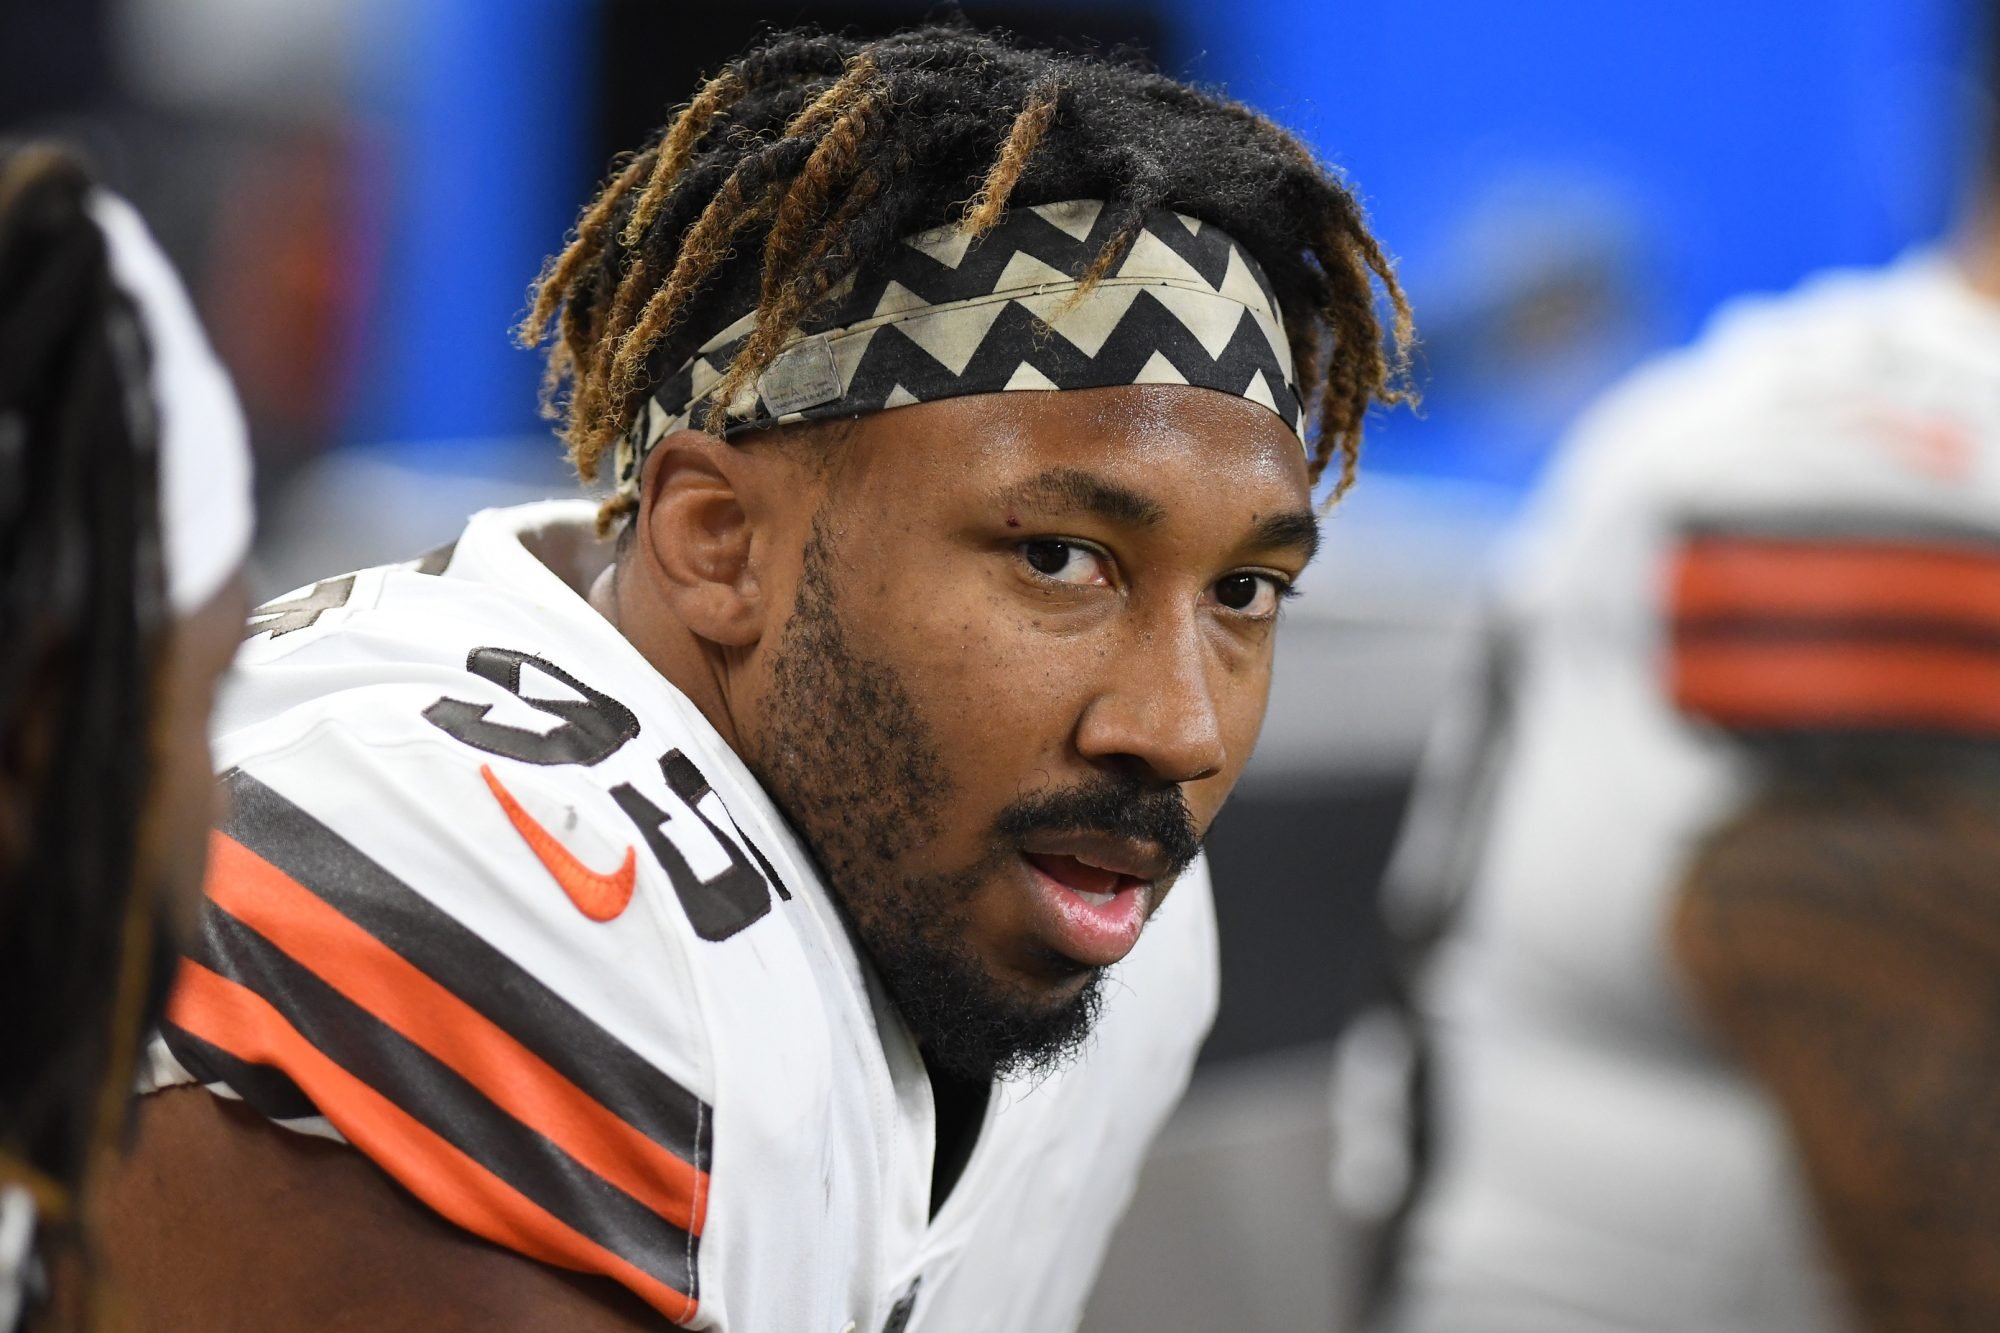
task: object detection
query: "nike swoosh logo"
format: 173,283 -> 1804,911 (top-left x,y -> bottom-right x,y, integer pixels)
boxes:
481,764 -> 637,922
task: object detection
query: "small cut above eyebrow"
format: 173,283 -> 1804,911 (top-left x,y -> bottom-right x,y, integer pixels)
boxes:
993,468 -> 1166,527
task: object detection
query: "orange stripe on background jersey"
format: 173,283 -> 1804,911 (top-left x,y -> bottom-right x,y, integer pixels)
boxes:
1673,640 -> 2000,734
201,832 -> 709,1237
1672,537 -> 2000,628
166,961 -> 698,1325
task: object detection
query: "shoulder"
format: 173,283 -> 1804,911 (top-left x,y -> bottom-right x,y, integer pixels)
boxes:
1491,261 -> 2000,752
169,507 -> 817,1325
170,729 -> 725,1321
219,502 -> 796,951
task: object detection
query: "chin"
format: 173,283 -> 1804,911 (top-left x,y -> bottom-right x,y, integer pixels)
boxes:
865,917 -> 1108,1082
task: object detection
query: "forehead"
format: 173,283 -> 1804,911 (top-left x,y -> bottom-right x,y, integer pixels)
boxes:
825,383 -> 1313,515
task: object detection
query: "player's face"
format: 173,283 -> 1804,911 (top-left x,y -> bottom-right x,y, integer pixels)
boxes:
741,384 -> 1315,1079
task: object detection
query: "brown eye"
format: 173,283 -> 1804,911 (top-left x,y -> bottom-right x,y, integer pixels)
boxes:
1216,574 -> 1259,610
1210,572 -> 1286,618
1018,539 -> 1112,587
1023,541 -> 1072,576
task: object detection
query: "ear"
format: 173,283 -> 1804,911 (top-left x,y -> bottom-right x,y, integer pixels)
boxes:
631,430 -> 771,648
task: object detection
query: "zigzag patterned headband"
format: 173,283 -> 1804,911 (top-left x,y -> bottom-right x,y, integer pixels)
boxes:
614,199 -> 1303,504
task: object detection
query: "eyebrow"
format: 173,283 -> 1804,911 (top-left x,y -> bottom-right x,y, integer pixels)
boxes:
993,468 -> 1166,527
992,466 -> 1320,564
1249,509 -> 1321,566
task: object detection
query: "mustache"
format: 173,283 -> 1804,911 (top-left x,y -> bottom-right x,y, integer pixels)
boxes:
992,774 -> 1203,883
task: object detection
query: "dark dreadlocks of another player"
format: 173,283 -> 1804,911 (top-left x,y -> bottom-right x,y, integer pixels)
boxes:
0,145 -> 251,1332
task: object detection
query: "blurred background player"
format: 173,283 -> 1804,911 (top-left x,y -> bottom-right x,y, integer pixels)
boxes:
0,145 -> 252,1331
1346,7 -> 2000,1330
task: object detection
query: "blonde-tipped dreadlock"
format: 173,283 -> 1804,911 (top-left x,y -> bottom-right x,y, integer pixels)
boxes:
520,24 -> 1413,522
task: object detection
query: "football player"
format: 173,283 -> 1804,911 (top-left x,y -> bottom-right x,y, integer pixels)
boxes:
1352,33 -> 2000,1333
0,146 -> 253,1330
100,25 -> 1413,1332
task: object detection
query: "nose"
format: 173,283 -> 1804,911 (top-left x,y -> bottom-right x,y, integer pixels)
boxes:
1073,618 -> 1228,786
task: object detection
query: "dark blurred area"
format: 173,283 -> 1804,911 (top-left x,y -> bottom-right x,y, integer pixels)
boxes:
3,2 -> 1982,1326
2,0 -> 366,504
595,3 -> 1170,169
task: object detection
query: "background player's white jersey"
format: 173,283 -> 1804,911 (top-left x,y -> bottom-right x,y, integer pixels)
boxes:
1375,253 -> 2000,1332
147,500 -> 1219,1332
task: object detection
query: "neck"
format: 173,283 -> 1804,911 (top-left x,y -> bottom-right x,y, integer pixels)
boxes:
587,563 -> 746,756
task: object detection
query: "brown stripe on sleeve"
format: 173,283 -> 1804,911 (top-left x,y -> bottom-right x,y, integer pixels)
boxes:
1669,529 -> 2000,737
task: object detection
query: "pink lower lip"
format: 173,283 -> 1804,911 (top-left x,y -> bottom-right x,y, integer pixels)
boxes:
1020,855 -> 1151,968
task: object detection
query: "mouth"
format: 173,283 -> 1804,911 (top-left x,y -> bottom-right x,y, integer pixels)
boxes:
1018,840 -> 1160,969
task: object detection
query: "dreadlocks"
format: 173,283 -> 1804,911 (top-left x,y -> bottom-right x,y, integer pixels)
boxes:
0,145 -> 166,1279
521,24 -> 1414,527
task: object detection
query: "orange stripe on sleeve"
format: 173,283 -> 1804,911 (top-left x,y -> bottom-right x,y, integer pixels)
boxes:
166,961 -> 698,1325
1673,640 -> 2000,734
1672,538 -> 2000,628
201,832 -> 708,1238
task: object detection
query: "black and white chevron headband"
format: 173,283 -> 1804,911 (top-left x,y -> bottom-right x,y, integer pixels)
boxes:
615,199 -> 1303,503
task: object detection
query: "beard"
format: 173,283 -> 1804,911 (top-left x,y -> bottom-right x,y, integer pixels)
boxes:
745,520 -> 1201,1082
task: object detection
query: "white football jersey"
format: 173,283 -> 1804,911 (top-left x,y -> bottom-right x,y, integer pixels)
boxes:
146,500 -> 1219,1332
1376,253 -> 2000,1333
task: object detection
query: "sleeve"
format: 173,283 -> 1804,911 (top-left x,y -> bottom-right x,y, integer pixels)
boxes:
157,729 -> 719,1327
1665,515 -> 2000,742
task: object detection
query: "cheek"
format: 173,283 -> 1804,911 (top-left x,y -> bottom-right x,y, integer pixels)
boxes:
1220,644 -> 1277,745
859,575 -> 1093,769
